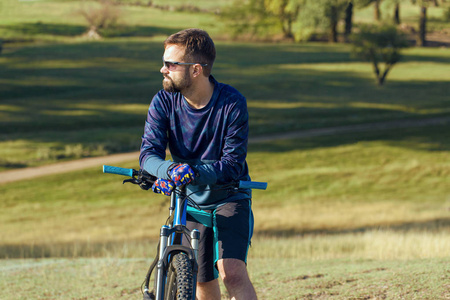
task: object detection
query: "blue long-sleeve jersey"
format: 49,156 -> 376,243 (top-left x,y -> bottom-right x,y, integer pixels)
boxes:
139,76 -> 251,209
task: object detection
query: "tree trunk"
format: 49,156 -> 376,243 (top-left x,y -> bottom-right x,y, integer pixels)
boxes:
344,1 -> 353,40
374,0 -> 381,21
371,57 -> 381,85
280,2 -> 297,39
378,64 -> 392,86
282,17 -> 294,39
417,6 -> 427,46
83,26 -> 102,39
329,5 -> 338,43
394,3 -> 400,24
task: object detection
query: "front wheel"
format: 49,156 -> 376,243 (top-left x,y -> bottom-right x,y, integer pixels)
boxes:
164,252 -> 195,300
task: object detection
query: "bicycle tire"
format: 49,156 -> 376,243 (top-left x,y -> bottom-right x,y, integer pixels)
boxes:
164,252 -> 194,300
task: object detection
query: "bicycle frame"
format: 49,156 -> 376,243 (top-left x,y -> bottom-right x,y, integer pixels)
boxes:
152,187 -> 200,300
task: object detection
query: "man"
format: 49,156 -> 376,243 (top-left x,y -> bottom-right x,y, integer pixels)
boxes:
139,28 -> 257,300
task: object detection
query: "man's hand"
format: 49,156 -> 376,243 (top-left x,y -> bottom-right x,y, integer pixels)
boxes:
152,178 -> 175,196
169,164 -> 196,186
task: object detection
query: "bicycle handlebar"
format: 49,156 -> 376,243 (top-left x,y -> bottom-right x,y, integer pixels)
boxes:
103,165 -> 134,177
103,165 -> 267,190
239,181 -> 267,190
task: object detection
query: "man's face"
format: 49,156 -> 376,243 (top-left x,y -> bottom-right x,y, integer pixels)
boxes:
161,45 -> 192,93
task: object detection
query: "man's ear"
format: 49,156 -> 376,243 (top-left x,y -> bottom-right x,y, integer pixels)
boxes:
192,64 -> 202,77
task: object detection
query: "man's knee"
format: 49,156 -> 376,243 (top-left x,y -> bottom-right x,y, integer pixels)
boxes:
217,259 -> 249,287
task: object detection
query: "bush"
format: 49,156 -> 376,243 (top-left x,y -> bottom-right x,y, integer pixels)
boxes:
351,24 -> 409,86
444,7 -> 450,22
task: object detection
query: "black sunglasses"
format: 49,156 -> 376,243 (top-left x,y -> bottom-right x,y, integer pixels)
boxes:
162,56 -> 208,70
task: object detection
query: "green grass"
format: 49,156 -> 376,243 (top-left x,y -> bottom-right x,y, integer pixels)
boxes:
1,124 -> 448,254
1,40 -> 449,170
1,0 -> 449,170
0,0 -> 223,42
2,0 -> 447,41
0,257 -> 448,299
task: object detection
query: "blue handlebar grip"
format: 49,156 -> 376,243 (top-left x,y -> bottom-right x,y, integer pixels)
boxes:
239,181 -> 268,190
103,165 -> 133,177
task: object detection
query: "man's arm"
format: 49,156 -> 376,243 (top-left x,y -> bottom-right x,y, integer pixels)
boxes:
139,94 -> 174,180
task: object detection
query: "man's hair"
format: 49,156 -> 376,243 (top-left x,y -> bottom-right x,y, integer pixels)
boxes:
164,28 -> 216,77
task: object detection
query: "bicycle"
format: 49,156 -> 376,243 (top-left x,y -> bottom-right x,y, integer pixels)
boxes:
103,165 -> 267,300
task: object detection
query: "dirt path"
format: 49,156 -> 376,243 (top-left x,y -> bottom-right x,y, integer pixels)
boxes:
1,116 -> 448,184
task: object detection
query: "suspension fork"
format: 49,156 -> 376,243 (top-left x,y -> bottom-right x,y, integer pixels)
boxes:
154,186 -> 200,300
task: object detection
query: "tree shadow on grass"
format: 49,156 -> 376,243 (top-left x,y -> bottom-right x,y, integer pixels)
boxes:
101,24 -> 183,38
217,42 -> 450,66
0,22 -> 182,38
1,40 -> 449,162
0,23 -> 86,37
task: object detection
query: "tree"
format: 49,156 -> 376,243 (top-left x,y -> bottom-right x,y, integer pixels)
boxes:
78,0 -> 121,39
393,1 -> 401,24
265,0 -> 301,39
344,1 -> 354,40
374,0 -> 382,20
300,0 -> 349,42
351,24 -> 409,85
345,0 -> 379,40
418,4 -> 428,46
221,0 -> 301,40
414,0 -> 435,46
221,0 -> 270,39
326,1 -> 339,42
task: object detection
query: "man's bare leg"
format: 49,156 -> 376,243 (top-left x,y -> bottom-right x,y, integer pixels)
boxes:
217,258 -> 257,300
196,279 -> 221,300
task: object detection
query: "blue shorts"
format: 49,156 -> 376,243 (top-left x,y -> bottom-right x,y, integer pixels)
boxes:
183,199 -> 254,283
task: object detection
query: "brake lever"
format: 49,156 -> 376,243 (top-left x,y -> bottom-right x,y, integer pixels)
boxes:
123,170 -> 156,191
123,178 -> 140,185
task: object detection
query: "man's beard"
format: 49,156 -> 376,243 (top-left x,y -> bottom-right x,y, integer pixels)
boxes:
163,70 -> 191,93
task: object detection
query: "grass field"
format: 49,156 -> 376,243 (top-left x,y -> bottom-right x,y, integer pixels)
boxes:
1,41 -> 449,170
1,122 -> 449,248
1,0 -> 449,171
1,0 -> 449,299
1,257 -> 449,299
1,124 -> 449,298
